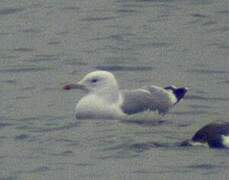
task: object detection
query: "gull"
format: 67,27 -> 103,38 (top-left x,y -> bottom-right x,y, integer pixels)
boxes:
63,71 -> 188,119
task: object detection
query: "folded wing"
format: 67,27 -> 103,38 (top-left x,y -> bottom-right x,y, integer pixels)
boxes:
121,85 -> 176,115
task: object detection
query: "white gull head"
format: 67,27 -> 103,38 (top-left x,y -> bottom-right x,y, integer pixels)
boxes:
77,71 -> 120,101
64,71 -> 124,119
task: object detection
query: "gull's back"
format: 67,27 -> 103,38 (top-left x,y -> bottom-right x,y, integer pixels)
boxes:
121,85 -> 176,115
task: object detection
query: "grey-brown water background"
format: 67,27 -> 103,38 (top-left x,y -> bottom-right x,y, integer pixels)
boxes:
0,0 -> 229,179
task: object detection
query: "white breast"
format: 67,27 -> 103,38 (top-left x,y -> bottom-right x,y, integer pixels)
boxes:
75,94 -> 125,119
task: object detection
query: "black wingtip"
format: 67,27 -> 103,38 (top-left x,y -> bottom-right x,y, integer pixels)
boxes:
174,87 -> 188,102
164,86 -> 188,103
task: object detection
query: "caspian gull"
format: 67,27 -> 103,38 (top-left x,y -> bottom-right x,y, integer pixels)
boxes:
63,71 -> 188,119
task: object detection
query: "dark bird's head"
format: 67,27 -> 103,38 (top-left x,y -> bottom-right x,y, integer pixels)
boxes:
191,123 -> 229,148
164,85 -> 188,104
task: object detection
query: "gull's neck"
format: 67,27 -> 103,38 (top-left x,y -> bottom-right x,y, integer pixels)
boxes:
90,83 -> 122,104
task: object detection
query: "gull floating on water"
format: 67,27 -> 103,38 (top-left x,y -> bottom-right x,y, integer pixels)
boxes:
63,70 -> 188,119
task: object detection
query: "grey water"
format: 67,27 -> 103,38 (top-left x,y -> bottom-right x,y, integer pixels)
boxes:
0,0 -> 229,179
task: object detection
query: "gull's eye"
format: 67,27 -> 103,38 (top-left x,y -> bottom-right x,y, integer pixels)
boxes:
91,78 -> 98,83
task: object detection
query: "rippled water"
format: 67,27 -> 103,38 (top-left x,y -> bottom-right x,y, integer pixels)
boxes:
1,0 -> 229,179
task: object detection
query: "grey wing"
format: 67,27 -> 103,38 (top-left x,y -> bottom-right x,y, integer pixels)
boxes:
121,86 -> 173,115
